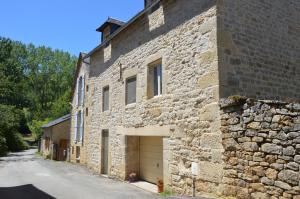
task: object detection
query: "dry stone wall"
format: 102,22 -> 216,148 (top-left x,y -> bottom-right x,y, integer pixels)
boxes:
220,97 -> 300,199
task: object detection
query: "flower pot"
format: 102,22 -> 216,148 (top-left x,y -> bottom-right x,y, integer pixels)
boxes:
157,179 -> 164,193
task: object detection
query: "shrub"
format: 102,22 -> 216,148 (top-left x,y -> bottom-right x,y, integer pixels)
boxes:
0,105 -> 29,152
28,119 -> 50,141
0,133 -> 8,156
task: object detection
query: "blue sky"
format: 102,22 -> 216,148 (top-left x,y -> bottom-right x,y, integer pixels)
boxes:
0,0 -> 144,56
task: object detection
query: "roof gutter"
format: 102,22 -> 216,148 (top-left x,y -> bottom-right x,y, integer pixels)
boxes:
84,0 -> 161,59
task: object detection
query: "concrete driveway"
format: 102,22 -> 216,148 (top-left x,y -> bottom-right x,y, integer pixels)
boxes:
0,149 -> 162,199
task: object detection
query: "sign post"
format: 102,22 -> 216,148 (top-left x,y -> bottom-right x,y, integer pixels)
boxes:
191,162 -> 199,197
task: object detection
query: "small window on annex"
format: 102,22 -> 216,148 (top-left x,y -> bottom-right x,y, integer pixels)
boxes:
125,76 -> 137,105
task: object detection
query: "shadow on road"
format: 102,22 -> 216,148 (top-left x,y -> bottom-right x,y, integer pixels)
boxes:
0,184 -> 55,199
0,149 -> 38,163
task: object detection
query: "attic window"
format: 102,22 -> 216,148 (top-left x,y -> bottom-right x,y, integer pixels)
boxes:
104,41 -> 110,48
150,2 -> 160,14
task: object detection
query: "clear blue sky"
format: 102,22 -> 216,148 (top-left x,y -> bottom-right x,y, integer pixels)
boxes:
0,0 -> 144,56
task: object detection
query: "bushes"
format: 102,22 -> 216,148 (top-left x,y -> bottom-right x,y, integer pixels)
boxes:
0,132 -> 8,156
4,130 -> 29,152
0,105 -> 29,156
28,119 -> 50,141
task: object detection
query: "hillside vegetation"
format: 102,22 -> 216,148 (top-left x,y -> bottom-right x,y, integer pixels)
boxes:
0,37 -> 76,155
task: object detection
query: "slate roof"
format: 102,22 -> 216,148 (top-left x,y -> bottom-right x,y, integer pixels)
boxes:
71,52 -> 89,99
85,0 -> 160,58
96,17 -> 125,32
41,114 -> 71,128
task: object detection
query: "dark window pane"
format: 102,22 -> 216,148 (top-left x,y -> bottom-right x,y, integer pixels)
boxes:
126,77 -> 137,105
103,86 -> 109,111
78,77 -> 83,105
77,111 -> 81,141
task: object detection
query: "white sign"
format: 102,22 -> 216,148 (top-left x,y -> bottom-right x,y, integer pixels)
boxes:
191,162 -> 198,176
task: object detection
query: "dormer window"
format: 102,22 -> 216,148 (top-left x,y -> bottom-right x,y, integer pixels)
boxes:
96,18 -> 125,43
144,0 -> 157,8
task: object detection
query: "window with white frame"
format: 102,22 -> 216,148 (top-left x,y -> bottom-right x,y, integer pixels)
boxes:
76,76 -> 85,106
125,76 -> 137,105
148,61 -> 162,98
75,110 -> 84,142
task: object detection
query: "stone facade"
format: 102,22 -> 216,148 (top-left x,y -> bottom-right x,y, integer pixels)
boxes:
87,0 -> 222,195
41,116 -> 70,161
217,0 -> 300,100
69,0 -> 300,197
70,53 -> 90,165
220,98 -> 300,199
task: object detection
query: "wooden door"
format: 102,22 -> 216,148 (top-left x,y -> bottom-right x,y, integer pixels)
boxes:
101,130 -> 109,174
59,139 -> 68,161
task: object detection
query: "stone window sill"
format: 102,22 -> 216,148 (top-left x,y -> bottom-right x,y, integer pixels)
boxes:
125,103 -> 136,109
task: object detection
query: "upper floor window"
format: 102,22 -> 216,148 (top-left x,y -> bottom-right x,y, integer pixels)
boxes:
75,110 -> 84,142
148,61 -> 162,98
77,76 -> 85,106
102,86 -> 109,112
125,76 -> 137,105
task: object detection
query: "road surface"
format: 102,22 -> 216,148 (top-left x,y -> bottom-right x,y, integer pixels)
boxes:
0,149 -> 160,199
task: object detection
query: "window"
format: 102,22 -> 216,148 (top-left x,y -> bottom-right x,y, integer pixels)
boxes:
125,76 -> 137,105
102,86 -> 109,111
86,85 -> 89,92
148,62 -> 162,98
76,146 -> 80,160
75,111 -> 84,142
77,76 -> 85,106
150,1 -> 160,13
77,77 -> 82,106
86,108 -> 88,116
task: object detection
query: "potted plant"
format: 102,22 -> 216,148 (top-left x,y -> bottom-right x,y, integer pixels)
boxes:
157,178 -> 164,193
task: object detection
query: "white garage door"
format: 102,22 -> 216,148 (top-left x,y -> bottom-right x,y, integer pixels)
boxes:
139,137 -> 163,184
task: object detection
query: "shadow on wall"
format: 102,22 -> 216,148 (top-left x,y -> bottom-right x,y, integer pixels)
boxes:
90,0 -> 217,77
217,0 -> 300,101
0,184 -> 55,199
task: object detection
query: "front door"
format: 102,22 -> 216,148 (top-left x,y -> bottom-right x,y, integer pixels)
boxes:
101,130 -> 109,175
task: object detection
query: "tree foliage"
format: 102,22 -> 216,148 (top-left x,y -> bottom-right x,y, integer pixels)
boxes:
0,36 -> 76,155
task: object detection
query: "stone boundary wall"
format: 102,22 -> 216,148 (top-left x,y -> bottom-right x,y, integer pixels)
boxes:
220,97 -> 300,199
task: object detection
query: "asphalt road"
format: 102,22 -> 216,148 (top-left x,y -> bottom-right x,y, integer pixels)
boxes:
0,149 -> 161,199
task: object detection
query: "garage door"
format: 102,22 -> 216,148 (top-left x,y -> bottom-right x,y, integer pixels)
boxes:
139,137 -> 163,184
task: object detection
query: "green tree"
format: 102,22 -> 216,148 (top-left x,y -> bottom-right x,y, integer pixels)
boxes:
0,36 -> 76,155
25,45 -> 76,120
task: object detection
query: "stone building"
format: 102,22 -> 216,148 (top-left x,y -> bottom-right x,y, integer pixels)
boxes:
70,52 -> 90,164
70,0 -> 300,197
41,114 -> 70,161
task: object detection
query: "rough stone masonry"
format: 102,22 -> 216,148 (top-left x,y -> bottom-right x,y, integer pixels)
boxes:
220,97 -> 300,199
70,0 -> 300,198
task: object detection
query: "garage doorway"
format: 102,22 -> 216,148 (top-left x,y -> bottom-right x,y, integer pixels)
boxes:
139,136 -> 163,184
101,130 -> 109,175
